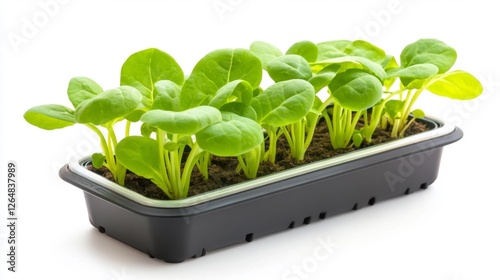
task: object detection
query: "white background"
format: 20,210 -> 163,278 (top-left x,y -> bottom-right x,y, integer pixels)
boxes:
1,0 -> 499,279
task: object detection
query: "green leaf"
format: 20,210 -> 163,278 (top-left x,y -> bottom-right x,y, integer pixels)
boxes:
252,79 -> 315,127
382,55 -> 399,70
163,141 -> 183,151
267,55 -> 313,82
91,153 -> 106,168
344,40 -> 386,64
328,69 -> 383,111
220,102 -> 258,121
74,86 -> 142,125
141,106 -> 222,135
384,100 -> 404,119
249,41 -> 283,70
308,64 -> 340,93
253,87 -> 263,97
405,79 -> 427,90
196,112 -> 263,156
125,107 -> 147,122
411,109 -> 425,118
208,80 -> 254,108
120,48 -> 184,105
312,56 -> 386,80
24,104 -> 75,130
316,40 -> 351,61
400,39 -> 457,74
162,136 -> 191,152
286,40 -> 318,62
386,64 -> 439,79
352,132 -> 363,147
382,55 -> 399,89
426,70 -> 483,100
116,136 -> 163,183
140,123 -> 155,137
180,48 -> 262,109
152,80 -> 181,111
67,77 -> 103,108
306,96 -> 323,127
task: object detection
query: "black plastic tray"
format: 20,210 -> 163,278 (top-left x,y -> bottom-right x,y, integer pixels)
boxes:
59,118 -> 463,263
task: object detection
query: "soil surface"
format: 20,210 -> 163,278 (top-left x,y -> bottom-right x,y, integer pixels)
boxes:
88,119 -> 429,200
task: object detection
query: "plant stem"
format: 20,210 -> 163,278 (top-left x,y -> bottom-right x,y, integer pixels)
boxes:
282,117 -> 314,161
169,134 -> 182,198
181,143 -> 203,198
85,124 -> 109,160
263,125 -> 278,164
323,102 -> 362,149
156,129 -> 174,198
84,123 -> 128,185
363,102 -> 384,143
237,145 -> 261,179
196,152 -> 210,180
125,120 -> 131,137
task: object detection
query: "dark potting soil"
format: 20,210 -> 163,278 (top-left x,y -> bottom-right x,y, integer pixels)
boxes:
87,120 -> 429,200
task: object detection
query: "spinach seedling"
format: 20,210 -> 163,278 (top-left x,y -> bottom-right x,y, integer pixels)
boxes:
251,78 -> 316,163
179,48 -> 262,110
120,48 -> 184,132
380,39 -> 483,137
116,47 -> 265,196
116,105 -> 263,199
308,40 -> 386,148
177,48 -> 263,177
250,40 -> 319,161
24,77 -> 142,184
323,69 -> 383,148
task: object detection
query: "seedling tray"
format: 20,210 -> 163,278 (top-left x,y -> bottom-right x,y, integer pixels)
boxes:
59,117 -> 462,263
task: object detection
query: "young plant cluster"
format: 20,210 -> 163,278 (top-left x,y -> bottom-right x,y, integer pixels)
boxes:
24,39 -> 483,200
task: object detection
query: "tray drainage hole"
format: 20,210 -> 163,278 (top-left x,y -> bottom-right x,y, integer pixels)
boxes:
352,203 -> 358,210
98,226 -> 106,233
288,221 -> 295,229
245,233 -> 254,243
319,212 -> 327,220
368,197 -> 376,206
303,217 -> 311,225
405,188 -> 411,195
420,183 -> 428,189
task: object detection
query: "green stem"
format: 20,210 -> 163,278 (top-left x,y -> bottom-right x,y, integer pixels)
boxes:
106,124 -> 127,183
317,96 -> 335,113
333,104 -> 344,148
197,152 -> 210,180
364,103 -> 385,143
181,143 -> 203,198
322,110 -> 335,149
156,130 -> 173,196
344,110 -> 362,147
391,118 -> 401,138
403,87 -> 425,122
85,124 -> 109,160
125,120 -> 131,137
303,114 -> 319,153
237,145 -> 261,179
169,134 -> 182,198
236,155 -> 248,177
401,89 -> 414,124
85,124 -> 121,182
281,127 -> 293,155
398,117 -> 416,138
282,120 -> 307,160
264,126 -> 278,164
297,120 -> 305,160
